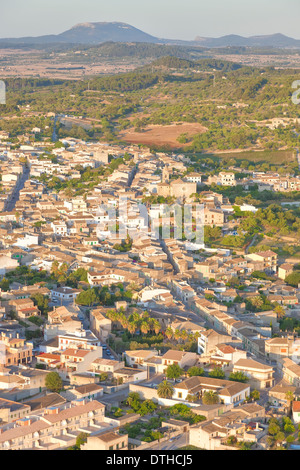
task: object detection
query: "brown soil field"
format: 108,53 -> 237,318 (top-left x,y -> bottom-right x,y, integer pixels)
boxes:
119,122 -> 207,148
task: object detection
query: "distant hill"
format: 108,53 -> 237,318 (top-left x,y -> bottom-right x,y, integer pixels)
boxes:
194,33 -> 300,48
0,23 -> 300,49
145,56 -> 242,70
0,22 -> 160,45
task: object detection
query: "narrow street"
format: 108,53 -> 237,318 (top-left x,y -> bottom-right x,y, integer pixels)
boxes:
5,165 -> 30,212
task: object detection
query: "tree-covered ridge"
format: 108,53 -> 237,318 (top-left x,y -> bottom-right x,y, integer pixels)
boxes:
1,58 -> 300,152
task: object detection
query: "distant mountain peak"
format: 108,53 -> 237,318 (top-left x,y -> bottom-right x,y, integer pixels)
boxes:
193,32 -> 300,48
0,22 -> 300,48
71,22 -> 97,29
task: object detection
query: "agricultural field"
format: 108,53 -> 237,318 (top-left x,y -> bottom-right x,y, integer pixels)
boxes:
1,55 -> 300,159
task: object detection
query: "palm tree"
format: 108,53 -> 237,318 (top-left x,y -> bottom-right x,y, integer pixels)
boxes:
186,394 -> 198,403
180,329 -> 188,342
106,309 -> 118,322
140,321 -> 150,335
157,380 -> 174,399
116,313 -> 128,329
174,329 -> 181,342
152,319 -> 161,335
132,311 -> 140,323
274,305 -> 285,319
142,311 -> 150,320
285,391 -> 294,415
202,391 -> 219,405
128,322 -> 137,335
165,327 -> 173,341
51,260 -> 60,277
251,295 -> 264,310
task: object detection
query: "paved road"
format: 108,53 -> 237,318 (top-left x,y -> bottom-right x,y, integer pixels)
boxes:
5,166 -> 30,211
245,233 -> 258,254
145,432 -> 189,450
52,115 -> 58,142
100,386 -> 130,405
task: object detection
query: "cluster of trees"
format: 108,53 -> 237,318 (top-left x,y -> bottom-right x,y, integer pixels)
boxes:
203,202 -> 300,251
279,316 -> 300,334
226,436 -> 254,450
190,126 -> 259,152
4,60 -> 300,155
122,417 -> 163,442
88,72 -> 160,93
238,204 -> 300,237
30,293 -> 49,316
113,234 -> 133,252
67,432 -> 88,450
245,294 -> 274,312
164,327 -> 201,344
267,416 -> 298,449
3,266 -> 50,288
285,271 -> 300,287
2,264 -> 89,292
107,309 -> 161,336
75,285 -> 133,307
45,372 -> 63,393
168,403 -> 206,425
125,392 -> 157,417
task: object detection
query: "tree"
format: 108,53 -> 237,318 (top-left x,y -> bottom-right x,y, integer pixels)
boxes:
268,420 -> 280,437
274,305 -> 285,319
45,372 -> 63,393
250,389 -> 260,401
187,366 -> 204,377
208,367 -> 225,379
128,322 -> 137,335
157,380 -> 174,399
0,277 -> 10,291
126,392 -> 141,412
139,399 -> 157,416
202,391 -> 219,405
285,272 -> 300,287
166,364 -> 183,382
75,288 -> 98,307
186,394 -> 198,403
165,327 -> 173,340
151,319 -> 161,335
180,329 -> 188,342
174,329 -> 181,341
30,293 -> 49,315
284,422 -> 295,435
229,371 -> 249,383
140,321 -> 150,335
238,441 -> 254,450
75,432 -> 88,449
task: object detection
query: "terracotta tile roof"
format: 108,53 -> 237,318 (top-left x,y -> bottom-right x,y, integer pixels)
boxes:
293,401 -> 300,412
41,400 -> 105,424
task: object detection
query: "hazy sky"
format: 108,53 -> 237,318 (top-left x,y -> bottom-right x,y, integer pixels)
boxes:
1,0 -> 300,40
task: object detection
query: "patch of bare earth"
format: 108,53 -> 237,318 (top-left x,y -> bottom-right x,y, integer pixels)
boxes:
119,122 -> 207,148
